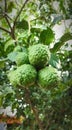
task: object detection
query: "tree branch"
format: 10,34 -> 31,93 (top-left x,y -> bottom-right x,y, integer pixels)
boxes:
0,27 -> 11,34
24,88 -> 43,130
5,13 -> 12,21
4,0 -> 16,45
5,16 -> 12,30
4,0 -> 7,12
2,12 -> 12,20
4,0 -> 12,30
11,0 -> 29,46
13,0 -> 29,27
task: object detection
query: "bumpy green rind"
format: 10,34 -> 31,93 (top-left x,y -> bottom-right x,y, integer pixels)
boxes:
16,52 -> 29,66
38,66 -> 60,89
8,70 -> 21,86
8,64 -> 37,87
28,44 -> 50,69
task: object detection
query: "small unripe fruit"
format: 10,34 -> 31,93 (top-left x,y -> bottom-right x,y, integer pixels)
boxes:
29,44 -> 50,69
38,66 -> 60,89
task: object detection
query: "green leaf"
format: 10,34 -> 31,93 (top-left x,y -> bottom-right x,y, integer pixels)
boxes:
1,19 -> 9,28
40,27 -> 55,45
59,0 -> 66,14
3,87 -> 15,96
0,44 -> 4,57
51,16 -> 63,26
8,1 -> 16,13
0,58 -> 7,68
0,91 -> 3,106
4,39 -> 14,53
60,33 -> 72,42
51,33 -> 72,53
49,53 -> 60,68
7,51 -> 18,62
16,20 -> 28,30
17,31 -> 28,39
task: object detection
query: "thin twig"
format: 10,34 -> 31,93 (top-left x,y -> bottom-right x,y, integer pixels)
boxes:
0,27 -> 11,34
4,0 -> 12,30
13,0 -> 29,27
4,0 -> 17,45
5,16 -> 12,29
11,0 -> 29,46
3,12 -> 12,21
15,0 -> 22,8
4,0 -> 7,12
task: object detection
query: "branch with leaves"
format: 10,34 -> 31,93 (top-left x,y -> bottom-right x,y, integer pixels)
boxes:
0,0 -> 29,45
4,0 -> 12,30
12,0 -> 29,45
13,0 -> 29,28
0,26 -> 11,34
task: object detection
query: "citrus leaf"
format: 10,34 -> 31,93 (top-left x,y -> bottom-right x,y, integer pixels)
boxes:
0,58 -> 7,68
3,87 -> 15,96
16,20 -> 28,30
60,0 -> 66,14
4,39 -> 14,52
40,27 -> 55,45
49,53 -> 60,68
8,1 -> 16,13
7,52 -> 18,62
60,33 -> 72,42
51,33 -> 72,53
51,16 -> 63,26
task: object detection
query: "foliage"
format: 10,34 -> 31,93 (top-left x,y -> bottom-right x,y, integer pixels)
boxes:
0,0 -> 72,130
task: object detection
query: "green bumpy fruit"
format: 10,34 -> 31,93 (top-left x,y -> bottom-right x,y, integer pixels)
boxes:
8,64 -> 37,87
16,52 -> 29,66
38,66 -> 59,89
28,44 -> 50,69
8,70 -> 21,86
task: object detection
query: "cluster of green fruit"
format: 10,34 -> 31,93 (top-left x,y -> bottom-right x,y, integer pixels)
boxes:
8,44 -> 59,89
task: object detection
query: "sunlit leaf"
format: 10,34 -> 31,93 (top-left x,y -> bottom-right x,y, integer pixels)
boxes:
4,39 -> 14,53
7,51 -> 18,62
3,87 -> 15,96
49,53 -> 60,68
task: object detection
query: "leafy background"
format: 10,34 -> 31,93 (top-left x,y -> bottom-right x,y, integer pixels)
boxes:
0,0 -> 72,130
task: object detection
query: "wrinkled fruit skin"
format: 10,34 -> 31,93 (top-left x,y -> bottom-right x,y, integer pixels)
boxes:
38,66 -> 59,89
28,44 -> 50,69
16,52 -> 29,66
8,64 -> 37,87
